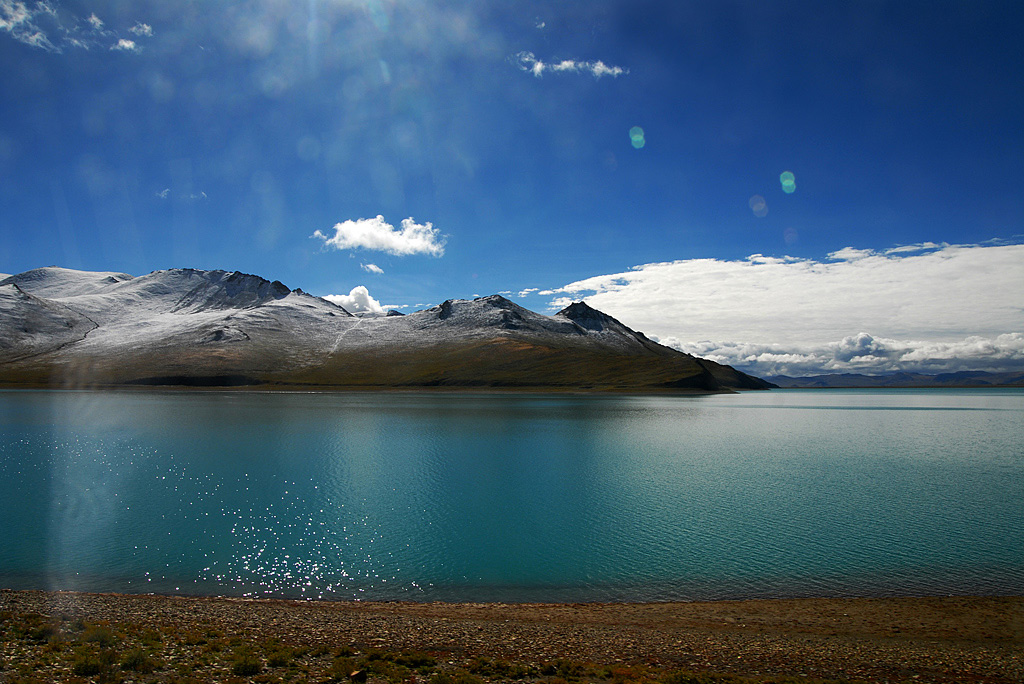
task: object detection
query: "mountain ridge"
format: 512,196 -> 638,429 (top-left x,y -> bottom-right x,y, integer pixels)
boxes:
0,266 -> 772,392
768,371 -> 1024,388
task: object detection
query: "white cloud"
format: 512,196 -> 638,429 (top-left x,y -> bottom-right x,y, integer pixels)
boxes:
544,242 -> 1024,375
312,215 -> 445,257
0,1 -> 31,31
155,188 -> 170,199
517,287 -> 538,298
111,37 -> 137,52
361,263 -> 384,274
1,0 -> 57,51
323,286 -> 385,314
0,2 -> 151,53
514,51 -> 627,78
660,333 -> 1024,378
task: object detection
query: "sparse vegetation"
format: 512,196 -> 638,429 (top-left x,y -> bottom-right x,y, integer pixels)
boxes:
2,591 -> 1020,684
121,646 -> 159,673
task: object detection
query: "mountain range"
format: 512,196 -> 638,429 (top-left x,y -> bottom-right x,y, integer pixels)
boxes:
0,267 -> 771,392
767,371 -> 1024,388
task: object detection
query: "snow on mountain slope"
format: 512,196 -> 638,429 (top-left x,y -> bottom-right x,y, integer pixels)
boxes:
0,267 -> 771,390
1,267 -> 134,298
0,282 -> 98,362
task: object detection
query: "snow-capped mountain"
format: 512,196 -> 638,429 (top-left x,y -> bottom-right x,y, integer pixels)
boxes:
0,267 -> 771,391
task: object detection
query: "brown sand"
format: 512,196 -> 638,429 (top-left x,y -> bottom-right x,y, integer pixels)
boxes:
2,590 -> 1022,683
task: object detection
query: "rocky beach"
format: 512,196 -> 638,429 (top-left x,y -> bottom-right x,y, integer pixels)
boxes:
1,590 -> 1020,683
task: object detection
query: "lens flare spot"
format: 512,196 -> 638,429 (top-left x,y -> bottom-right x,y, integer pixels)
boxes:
629,126 -> 645,149
748,195 -> 768,218
780,170 -> 796,194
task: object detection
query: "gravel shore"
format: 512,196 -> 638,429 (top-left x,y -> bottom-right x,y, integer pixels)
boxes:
2,590 -> 1021,683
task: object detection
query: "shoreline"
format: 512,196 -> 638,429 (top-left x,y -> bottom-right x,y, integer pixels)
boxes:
2,589 -> 1021,683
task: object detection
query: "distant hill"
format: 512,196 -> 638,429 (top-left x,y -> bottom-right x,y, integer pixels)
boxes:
0,267 -> 772,392
767,371 -> 1024,388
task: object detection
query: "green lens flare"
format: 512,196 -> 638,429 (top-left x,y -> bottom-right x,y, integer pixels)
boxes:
780,171 -> 796,193
629,126 -> 645,149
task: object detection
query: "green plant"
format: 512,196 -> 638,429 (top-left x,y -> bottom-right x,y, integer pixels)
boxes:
394,651 -> 436,669
266,646 -> 293,668
71,645 -> 118,678
82,625 -> 116,647
121,647 -> 158,673
232,649 -> 263,676
27,624 -> 58,642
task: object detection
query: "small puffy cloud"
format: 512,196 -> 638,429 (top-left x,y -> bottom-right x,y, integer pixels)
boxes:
86,13 -> 102,30
312,215 -> 445,257
128,22 -> 152,37
517,287 -> 539,298
361,263 -> 384,274
155,188 -> 170,199
111,38 -> 137,52
514,51 -> 627,78
323,285 -> 385,314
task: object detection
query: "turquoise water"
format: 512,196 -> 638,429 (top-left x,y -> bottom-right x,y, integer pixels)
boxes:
1,388 -> 1022,602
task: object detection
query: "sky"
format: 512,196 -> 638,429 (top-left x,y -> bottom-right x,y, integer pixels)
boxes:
1,0 -> 1022,377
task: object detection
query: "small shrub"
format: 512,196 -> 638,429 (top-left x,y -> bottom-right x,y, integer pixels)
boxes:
202,638 -> 226,653
71,646 -> 117,677
394,651 -> 436,669
433,674 -> 484,684
82,625 -> 116,647
121,647 -> 158,673
453,674 -> 485,684
330,657 -> 358,681
183,630 -> 208,646
71,657 -> 101,677
28,624 -> 58,642
540,660 -> 586,681
467,657 -> 531,679
266,646 -> 293,668
141,628 -> 163,645
232,650 -> 263,677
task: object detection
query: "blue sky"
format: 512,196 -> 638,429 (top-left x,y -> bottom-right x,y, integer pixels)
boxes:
2,1 -> 1022,375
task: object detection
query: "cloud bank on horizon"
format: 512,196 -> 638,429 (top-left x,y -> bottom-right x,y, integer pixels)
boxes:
540,242 -> 1024,377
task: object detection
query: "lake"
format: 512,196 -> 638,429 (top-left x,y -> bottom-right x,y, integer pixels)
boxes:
1,388 -> 1022,602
